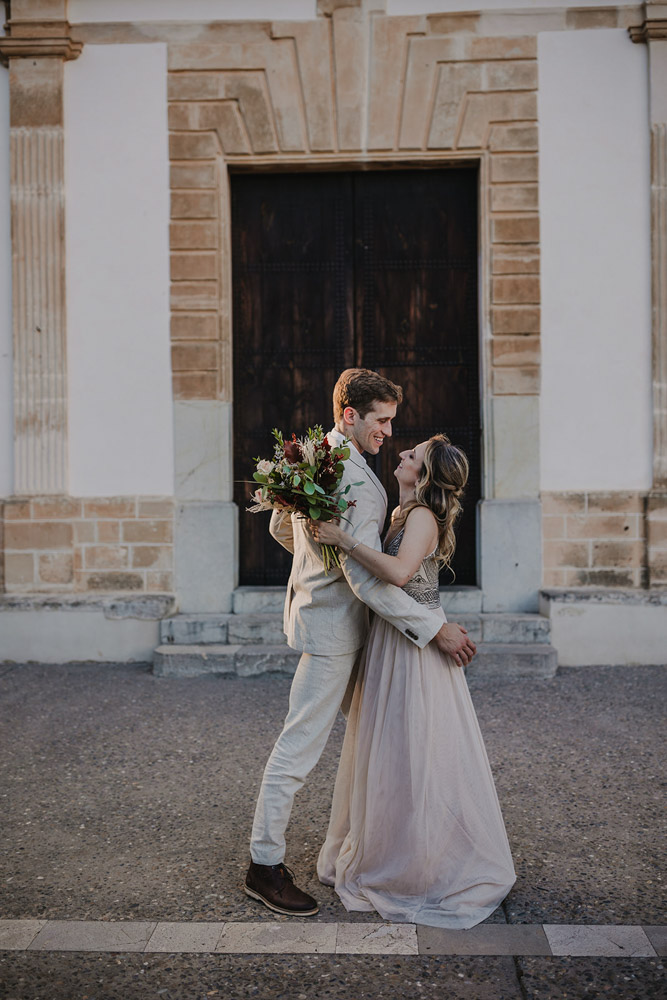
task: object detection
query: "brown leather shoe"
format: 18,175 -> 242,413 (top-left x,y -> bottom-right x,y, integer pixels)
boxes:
245,861 -> 319,916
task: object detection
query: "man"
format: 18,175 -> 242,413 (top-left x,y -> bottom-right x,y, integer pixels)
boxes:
245,369 -> 476,916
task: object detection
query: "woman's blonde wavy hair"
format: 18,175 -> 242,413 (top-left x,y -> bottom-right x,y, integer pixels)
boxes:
392,433 -> 469,575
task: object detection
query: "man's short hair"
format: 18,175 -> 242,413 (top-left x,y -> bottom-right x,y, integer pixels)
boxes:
333,369 -> 403,423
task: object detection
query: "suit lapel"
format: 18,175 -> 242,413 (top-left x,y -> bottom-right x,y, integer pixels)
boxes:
364,462 -> 388,506
328,429 -> 387,508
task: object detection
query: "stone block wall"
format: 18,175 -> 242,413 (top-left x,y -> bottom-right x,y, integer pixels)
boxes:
542,492 -> 647,588
647,492 -> 667,586
2,498 -> 174,594
169,148 -> 222,401
166,20 -> 541,408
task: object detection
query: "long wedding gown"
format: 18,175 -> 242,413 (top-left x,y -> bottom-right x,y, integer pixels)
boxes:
317,529 -> 516,929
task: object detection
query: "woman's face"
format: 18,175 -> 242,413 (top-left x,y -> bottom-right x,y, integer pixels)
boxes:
394,441 -> 428,489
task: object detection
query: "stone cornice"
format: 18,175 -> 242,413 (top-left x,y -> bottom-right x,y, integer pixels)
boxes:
0,23 -> 83,65
629,2 -> 667,40
629,16 -> 667,39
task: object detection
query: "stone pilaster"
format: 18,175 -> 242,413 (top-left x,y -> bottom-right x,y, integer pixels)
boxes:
0,4 -> 82,495
10,118 -> 67,493
650,121 -> 667,490
631,3 -> 667,583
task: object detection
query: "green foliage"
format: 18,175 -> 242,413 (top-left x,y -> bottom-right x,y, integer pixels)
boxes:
248,425 -> 364,573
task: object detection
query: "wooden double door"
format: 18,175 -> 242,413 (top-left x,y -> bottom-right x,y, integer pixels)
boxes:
231,168 -> 480,587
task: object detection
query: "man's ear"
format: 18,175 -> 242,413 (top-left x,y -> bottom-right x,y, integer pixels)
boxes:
342,406 -> 357,427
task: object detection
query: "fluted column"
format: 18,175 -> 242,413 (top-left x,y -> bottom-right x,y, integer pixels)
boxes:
0,3 -> 82,494
10,124 -> 67,493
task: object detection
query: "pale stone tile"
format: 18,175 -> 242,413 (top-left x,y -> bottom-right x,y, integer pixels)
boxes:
400,36 -> 458,150
466,36 -> 537,60
490,156 -> 539,184
483,60 -> 538,92
273,20 -> 335,152
488,124 -> 538,153
492,335 -> 541,368
215,921 -> 336,954
491,216 -> 540,244
428,62 -> 482,150
28,921 -> 157,953
427,12 -> 479,34
0,920 -> 46,950
146,922 -> 225,953
492,366 -> 540,396
368,15 -> 425,150
491,305 -> 540,335
336,922 -> 418,955
170,282 -> 219,311
543,925 -> 657,958
490,184 -> 539,212
332,9 -> 366,151
492,275 -> 540,305
418,923 -> 551,956
458,92 -> 536,150
566,8 -> 618,28
643,926 -> 667,956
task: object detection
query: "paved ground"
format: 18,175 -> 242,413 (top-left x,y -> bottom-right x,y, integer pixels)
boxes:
0,661 -> 665,998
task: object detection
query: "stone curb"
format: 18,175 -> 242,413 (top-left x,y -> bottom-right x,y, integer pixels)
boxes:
0,920 -> 662,957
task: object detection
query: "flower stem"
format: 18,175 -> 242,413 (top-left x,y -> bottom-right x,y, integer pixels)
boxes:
320,543 -> 341,574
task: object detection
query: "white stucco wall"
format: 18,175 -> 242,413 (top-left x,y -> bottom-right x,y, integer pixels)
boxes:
65,44 -> 174,497
0,58 -> 11,498
69,0 -> 317,21
538,30 -> 652,491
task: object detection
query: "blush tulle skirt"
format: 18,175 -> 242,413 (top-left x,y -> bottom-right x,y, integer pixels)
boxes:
317,613 -> 516,929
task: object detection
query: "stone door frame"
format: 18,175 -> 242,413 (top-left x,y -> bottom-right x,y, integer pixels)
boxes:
167,11 -> 542,613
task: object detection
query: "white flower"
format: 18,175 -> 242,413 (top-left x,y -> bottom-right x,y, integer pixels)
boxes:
300,439 -> 317,466
257,459 -> 275,475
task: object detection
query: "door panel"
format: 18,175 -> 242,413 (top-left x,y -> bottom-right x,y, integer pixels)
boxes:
351,170 -> 480,585
232,173 -> 354,585
232,168 -> 480,587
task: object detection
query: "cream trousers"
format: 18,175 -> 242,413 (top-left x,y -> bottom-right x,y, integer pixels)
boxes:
250,648 -> 359,866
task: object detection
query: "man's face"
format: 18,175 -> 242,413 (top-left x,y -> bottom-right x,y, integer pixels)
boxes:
345,400 -> 397,455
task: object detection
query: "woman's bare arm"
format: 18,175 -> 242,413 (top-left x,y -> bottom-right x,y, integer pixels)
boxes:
310,506 -> 438,587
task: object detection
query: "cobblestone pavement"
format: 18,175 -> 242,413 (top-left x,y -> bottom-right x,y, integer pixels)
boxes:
0,661 -> 665,998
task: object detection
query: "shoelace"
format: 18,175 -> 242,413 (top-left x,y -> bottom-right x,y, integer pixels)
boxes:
275,864 -> 295,882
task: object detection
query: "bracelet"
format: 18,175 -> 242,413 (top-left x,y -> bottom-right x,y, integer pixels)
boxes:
348,541 -> 361,555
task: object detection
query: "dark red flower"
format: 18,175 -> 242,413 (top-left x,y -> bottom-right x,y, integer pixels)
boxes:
284,436 -> 302,463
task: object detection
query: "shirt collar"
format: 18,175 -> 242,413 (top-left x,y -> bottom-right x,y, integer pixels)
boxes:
327,427 -> 367,466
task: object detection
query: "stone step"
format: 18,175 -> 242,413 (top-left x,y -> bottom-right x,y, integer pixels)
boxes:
160,613 -> 286,646
160,612 -> 551,646
441,587 -> 484,614
153,644 -> 300,678
479,614 -> 551,644
467,643 -> 558,678
231,586 -> 484,615
153,641 -> 558,679
232,588 -> 287,615
160,613 -> 229,645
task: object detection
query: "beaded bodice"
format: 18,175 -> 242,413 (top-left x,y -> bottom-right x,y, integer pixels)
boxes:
384,527 -> 441,609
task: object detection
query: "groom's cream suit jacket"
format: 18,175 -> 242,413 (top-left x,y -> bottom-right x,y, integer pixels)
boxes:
269,428 -> 445,656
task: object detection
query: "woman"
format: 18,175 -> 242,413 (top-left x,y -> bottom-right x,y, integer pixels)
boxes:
309,434 -> 516,929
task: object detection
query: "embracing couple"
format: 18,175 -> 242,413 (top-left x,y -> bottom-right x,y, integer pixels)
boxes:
245,369 -> 515,929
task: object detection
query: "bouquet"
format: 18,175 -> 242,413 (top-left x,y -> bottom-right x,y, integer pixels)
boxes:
248,425 -> 362,572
